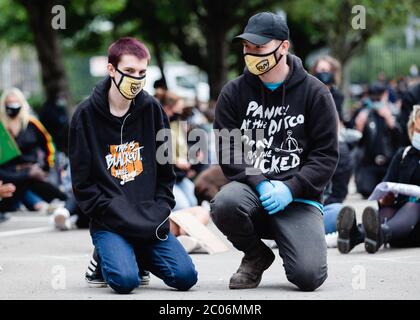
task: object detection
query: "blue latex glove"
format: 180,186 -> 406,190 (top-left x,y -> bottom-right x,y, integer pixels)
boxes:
255,180 -> 274,197
260,180 -> 293,214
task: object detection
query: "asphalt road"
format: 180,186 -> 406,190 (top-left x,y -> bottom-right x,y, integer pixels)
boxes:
1,192 -> 419,300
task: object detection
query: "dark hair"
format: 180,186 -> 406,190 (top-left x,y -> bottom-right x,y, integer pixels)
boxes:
368,82 -> 387,99
153,78 -> 167,90
108,37 -> 150,67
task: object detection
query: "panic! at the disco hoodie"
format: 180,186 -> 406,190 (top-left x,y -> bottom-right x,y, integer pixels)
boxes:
69,76 -> 176,240
214,54 -> 339,203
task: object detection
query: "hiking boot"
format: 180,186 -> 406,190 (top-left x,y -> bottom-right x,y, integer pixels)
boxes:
336,206 -> 363,254
229,243 -> 275,289
362,206 -> 392,254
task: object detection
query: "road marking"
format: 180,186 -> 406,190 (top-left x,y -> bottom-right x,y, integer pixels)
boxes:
0,226 -> 53,237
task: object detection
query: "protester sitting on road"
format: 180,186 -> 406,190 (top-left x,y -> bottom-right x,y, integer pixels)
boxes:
337,105 -> 420,254
0,88 -> 67,214
163,91 -> 199,211
322,122 -> 360,247
353,82 -> 403,198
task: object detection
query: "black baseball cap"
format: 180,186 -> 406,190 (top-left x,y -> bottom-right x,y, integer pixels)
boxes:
234,12 -> 289,45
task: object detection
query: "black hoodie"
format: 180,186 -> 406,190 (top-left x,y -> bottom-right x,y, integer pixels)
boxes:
214,54 -> 339,203
69,77 -> 176,240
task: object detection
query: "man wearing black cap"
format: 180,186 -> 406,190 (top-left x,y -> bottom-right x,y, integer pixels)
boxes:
211,12 -> 339,291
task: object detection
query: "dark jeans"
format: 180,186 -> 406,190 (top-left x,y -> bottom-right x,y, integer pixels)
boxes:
379,202 -> 420,247
210,181 -> 328,291
92,231 -> 198,294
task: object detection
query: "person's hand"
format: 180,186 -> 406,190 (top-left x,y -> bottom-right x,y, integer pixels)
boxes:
255,180 -> 274,197
28,164 -> 47,181
0,181 -> 16,198
259,180 -> 293,215
377,105 -> 395,128
355,109 -> 369,132
175,159 -> 191,171
379,192 -> 395,207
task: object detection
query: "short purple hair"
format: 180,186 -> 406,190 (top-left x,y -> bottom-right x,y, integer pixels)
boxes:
108,37 -> 150,67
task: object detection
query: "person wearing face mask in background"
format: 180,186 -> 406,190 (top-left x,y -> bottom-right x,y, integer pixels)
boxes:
69,37 -> 197,294
0,88 -> 67,218
337,105 -> 420,254
309,56 -> 360,247
353,82 -> 403,198
311,55 -> 344,123
211,12 -> 339,291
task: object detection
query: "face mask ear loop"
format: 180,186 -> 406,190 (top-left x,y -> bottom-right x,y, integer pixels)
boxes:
274,41 -> 284,64
115,68 -> 125,88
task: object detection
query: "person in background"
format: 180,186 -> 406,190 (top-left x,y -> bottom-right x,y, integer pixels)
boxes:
353,82 -> 402,198
337,105 -> 420,254
38,91 -> 70,155
399,83 -> 420,145
162,91 -> 198,211
311,55 -> 344,122
153,78 -> 168,105
0,88 -> 67,214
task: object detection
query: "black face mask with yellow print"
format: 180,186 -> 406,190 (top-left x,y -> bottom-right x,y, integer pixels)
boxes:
112,68 -> 146,100
244,42 -> 283,76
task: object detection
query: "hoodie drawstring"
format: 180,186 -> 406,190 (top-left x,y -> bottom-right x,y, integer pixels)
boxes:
155,215 -> 170,241
120,113 -> 131,146
119,113 -> 132,186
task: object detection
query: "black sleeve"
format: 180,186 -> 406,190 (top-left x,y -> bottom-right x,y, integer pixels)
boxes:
332,89 -> 344,122
154,104 -> 176,210
213,90 -> 267,190
69,111 -> 112,219
382,147 -> 404,183
283,92 -> 339,200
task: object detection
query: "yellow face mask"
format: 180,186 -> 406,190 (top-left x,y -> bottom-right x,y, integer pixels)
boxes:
113,68 -> 146,100
244,43 -> 282,76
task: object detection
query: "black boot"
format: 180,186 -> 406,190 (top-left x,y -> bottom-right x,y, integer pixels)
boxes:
336,206 -> 364,254
229,243 -> 275,289
362,207 -> 392,254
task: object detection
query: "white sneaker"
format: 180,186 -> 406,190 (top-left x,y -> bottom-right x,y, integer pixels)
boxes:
325,232 -> 338,248
47,199 -> 66,215
51,207 -> 72,230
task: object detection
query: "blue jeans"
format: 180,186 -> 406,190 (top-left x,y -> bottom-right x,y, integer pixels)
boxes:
323,203 -> 343,234
173,177 -> 198,210
22,190 -> 43,211
92,231 -> 198,294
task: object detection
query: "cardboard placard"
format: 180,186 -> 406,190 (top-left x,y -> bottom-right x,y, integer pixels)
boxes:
170,211 -> 229,254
